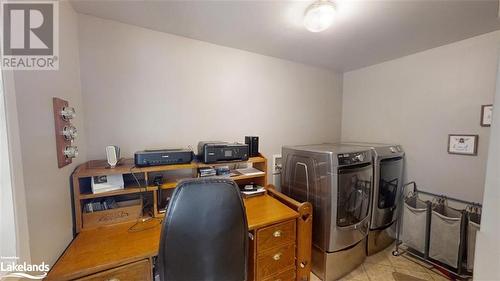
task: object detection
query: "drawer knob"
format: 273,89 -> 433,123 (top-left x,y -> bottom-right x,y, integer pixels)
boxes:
106,278 -> 120,281
273,230 -> 282,237
273,252 -> 282,261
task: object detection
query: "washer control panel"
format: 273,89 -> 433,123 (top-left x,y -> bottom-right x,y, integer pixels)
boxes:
337,151 -> 370,165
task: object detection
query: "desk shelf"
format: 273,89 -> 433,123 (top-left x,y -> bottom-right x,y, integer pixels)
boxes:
72,154 -> 268,233
77,156 -> 266,177
79,187 -> 150,200
154,182 -> 177,190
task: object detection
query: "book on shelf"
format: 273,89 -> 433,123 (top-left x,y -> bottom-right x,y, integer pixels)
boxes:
84,198 -> 119,213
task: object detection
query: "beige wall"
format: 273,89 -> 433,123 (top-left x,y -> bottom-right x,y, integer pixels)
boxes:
77,15 -> 343,169
11,2 -> 87,265
342,31 -> 500,203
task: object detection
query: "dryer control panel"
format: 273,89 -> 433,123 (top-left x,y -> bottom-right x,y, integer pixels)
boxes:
337,151 -> 370,165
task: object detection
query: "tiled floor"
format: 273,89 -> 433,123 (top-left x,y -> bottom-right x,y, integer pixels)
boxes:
310,245 -> 451,281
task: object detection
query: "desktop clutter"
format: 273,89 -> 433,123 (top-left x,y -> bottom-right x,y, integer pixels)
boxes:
46,134 -> 313,281
87,136 -> 264,216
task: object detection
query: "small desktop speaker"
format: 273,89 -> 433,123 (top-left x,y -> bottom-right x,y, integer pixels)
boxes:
105,145 -> 120,168
245,136 -> 259,157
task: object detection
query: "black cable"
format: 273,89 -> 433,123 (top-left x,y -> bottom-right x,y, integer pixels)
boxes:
128,166 -> 162,232
130,167 -> 149,216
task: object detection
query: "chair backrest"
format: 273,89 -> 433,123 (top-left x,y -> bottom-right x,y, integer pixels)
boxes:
158,178 -> 248,281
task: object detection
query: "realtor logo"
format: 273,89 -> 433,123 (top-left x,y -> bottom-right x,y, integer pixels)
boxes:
1,1 -> 59,70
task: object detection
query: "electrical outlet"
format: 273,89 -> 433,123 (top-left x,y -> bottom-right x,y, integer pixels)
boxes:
272,154 -> 282,187
272,154 -> 282,174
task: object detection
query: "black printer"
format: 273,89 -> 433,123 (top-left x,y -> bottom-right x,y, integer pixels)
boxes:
197,141 -> 249,164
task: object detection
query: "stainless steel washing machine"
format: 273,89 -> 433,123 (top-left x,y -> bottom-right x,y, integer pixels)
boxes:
343,142 -> 404,255
281,144 -> 373,280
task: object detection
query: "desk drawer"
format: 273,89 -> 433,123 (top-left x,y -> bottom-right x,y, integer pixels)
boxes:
257,243 -> 295,279
262,268 -> 296,281
78,259 -> 151,281
257,220 -> 296,252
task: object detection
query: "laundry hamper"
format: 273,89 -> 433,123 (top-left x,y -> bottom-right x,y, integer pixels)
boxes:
467,211 -> 481,271
429,203 -> 466,271
401,195 -> 431,256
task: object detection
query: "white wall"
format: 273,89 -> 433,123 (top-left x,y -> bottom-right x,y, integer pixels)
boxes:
2,70 -> 30,264
342,31 -> 500,203
11,2 -> 87,265
474,54 -> 500,281
77,15 -> 343,170
1,68 -> 17,270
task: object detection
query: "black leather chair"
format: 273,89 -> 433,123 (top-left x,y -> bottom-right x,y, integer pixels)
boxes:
158,178 -> 248,281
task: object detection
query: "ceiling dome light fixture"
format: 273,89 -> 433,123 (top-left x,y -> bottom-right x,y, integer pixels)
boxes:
303,0 -> 336,33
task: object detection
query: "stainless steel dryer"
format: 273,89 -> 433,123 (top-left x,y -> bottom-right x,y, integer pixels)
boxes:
282,144 -> 373,281
343,142 -> 404,255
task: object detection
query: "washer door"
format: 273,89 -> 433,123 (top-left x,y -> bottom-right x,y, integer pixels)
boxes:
329,163 -> 372,252
337,163 -> 372,227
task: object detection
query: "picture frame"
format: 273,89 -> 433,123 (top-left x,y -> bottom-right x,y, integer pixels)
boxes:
480,104 -> 493,127
448,134 -> 478,156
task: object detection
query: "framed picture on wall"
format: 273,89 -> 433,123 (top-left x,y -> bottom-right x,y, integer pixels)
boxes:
480,104 -> 493,127
448,134 -> 478,156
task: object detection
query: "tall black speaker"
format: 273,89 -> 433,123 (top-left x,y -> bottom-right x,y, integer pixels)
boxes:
245,136 -> 259,157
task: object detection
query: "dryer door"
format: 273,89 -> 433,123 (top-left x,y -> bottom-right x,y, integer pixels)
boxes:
372,156 -> 404,228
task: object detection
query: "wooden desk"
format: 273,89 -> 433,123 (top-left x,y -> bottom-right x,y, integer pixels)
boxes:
47,192 -> 312,281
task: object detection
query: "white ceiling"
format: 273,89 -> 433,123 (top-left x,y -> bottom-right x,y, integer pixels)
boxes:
70,0 -> 500,72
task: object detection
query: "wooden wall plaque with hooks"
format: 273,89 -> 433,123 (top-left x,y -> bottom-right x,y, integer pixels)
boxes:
53,97 -> 73,168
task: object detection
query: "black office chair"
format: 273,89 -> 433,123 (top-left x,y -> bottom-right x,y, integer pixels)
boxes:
158,178 -> 248,281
